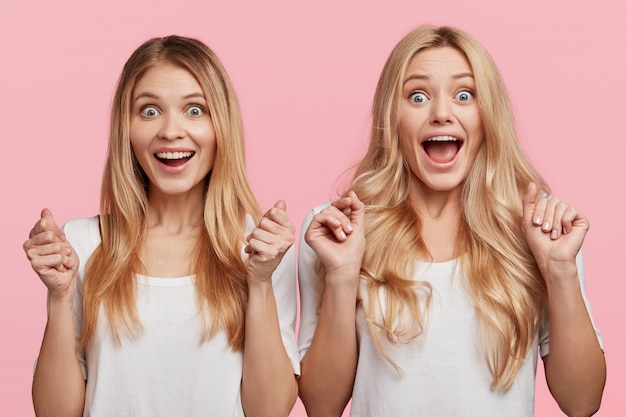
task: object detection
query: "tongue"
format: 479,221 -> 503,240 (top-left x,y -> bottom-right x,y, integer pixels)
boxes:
160,157 -> 190,167
423,142 -> 458,163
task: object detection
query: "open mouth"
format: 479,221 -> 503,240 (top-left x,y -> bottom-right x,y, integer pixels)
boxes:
154,151 -> 195,167
422,136 -> 462,163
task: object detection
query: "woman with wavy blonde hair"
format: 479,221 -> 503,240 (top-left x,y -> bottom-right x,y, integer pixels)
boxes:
24,35 -> 298,417
298,25 -> 605,416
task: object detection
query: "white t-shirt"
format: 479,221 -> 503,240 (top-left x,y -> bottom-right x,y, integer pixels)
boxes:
63,216 -> 299,417
297,204 -> 604,417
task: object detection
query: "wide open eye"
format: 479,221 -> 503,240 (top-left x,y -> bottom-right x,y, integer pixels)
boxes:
408,92 -> 429,104
140,106 -> 159,117
186,105 -> 205,117
454,90 -> 474,102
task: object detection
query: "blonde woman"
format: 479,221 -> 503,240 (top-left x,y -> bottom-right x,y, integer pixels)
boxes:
298,26 -> 605,416
24,36 -> 299,417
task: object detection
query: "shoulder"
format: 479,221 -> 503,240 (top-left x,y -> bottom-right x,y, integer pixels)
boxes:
299,201 -> 334,267
244,213 -> 256,235
63,216 -> 101,269
301,201 -> 333,229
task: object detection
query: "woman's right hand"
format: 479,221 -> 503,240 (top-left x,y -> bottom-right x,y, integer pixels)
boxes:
304,191 -> 365,279
23,209 -> 79,299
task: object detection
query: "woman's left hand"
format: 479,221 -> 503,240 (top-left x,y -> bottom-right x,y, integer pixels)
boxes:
245,200 -> 295,283
522,182 -> 589,278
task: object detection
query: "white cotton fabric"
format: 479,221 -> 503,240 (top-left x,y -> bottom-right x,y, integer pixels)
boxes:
297,203 -> 604,417
61,216 -> 299,417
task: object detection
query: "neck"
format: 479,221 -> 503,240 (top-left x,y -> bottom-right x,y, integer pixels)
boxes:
146,187 -> 205,233
408,184 -> 463,262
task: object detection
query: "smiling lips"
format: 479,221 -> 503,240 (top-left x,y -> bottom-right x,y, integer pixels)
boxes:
155,151 -> 195,167
422,136 -> 462,164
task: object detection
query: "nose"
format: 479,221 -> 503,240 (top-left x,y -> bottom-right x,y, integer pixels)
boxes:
158,113 -> 185,140
429,98 -> 453,125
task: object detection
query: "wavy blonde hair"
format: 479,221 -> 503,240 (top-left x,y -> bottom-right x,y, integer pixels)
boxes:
80,36 -> 260,351
350,25 -> 548,389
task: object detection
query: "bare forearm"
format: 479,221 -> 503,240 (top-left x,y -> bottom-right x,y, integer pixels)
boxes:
33,296 -> 85,417
544,270 -> 606,416
299,280 -> 358,417
242,281 -> 297,417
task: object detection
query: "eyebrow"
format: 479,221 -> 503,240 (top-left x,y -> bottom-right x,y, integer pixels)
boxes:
133,91 -> 206,102
403,72 -> 475,85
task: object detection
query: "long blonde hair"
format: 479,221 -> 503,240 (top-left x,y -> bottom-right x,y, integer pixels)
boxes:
351,25 -> 547,389
80,36 -> 260,351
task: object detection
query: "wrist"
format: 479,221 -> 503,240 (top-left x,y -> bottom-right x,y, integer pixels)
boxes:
247,274 -> 274,289
47,290 -> 75,313
324,267 -> 361,293
541,261 -> 580,293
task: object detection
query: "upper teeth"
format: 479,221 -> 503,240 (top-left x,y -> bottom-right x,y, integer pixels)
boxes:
427,136 -> 458,142
156,151 -> 193,160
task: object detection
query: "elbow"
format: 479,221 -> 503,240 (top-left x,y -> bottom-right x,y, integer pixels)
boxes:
298,383 -> 350,417
242,380 -> 298,417
559,397 -> 603,417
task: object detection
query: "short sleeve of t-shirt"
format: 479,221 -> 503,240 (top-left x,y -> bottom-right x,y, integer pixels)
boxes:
297,203 -> 331,359
63,216 -> 103,380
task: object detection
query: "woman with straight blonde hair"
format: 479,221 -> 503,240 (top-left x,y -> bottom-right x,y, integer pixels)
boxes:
298,25 -> 605,416
24,35 -> 299,417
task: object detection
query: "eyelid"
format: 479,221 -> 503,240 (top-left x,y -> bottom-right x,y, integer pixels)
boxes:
454,89 -> 475,102
408,91 -> 429,103
186,104 -> 207,115
139,104 -> 160,116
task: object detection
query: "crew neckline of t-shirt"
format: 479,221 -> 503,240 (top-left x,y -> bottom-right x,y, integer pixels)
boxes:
415,258 -> 458,267
414,258 -> 459,274
135,274 -> 195,287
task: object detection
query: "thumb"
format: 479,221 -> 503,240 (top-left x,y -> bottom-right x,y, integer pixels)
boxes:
522,182 -> 539,227
41,208 -> 54,220
40,208 -> 65,240
273,200 -> 287,211
347,191 -> 365,228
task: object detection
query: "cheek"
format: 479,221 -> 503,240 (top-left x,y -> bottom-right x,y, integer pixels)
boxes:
195,123 -> 217,149
129,122 -> 148,150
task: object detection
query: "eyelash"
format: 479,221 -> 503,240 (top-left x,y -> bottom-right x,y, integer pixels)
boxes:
408,91 -> 428,103
186,105 -> 207,116
455,89 -> 474,101
138,104 -> 208,117
140,105 -> 159,117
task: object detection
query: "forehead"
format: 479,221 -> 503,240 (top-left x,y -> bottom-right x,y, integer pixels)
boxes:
405,46 -> 472,78
133,63 -> 202,96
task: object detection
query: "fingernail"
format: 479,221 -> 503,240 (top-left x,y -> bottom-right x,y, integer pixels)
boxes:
533,217 -> 542,225
340,230 -> 347,239
345,223 -> 353,232
542,221 -> 550,231
551,230 -> 558,239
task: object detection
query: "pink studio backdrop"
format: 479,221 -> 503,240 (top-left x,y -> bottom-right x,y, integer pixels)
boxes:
1,1 -> 623,415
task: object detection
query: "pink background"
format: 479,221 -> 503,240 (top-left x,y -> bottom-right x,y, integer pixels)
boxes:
1,1 -> 624,415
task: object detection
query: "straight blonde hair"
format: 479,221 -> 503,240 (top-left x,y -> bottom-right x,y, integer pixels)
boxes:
350,26 -> 547,390
80,36 -> 260,351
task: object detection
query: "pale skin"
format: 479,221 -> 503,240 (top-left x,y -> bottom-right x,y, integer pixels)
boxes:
523,183 -> 606,417
298,191 -> 365,417
24,62 -> 297,417
299,46 -> 605,417
25,198 -> 298,417
300,185 -> 605,417
24,209 -> 85,417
